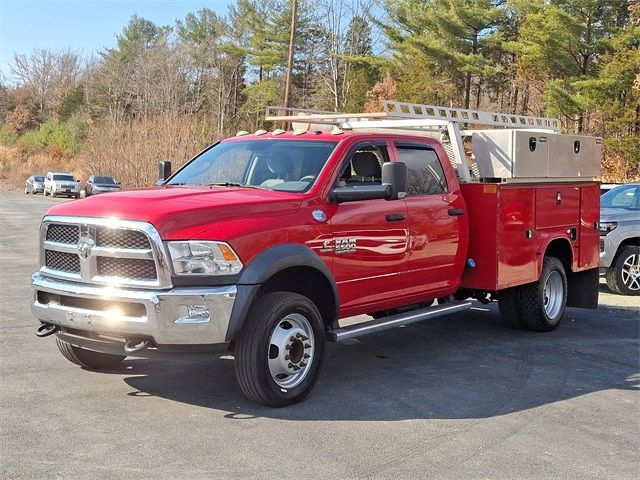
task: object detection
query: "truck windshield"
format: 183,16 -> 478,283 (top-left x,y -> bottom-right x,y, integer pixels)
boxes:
52,175 -> 75,181
601,184 -> 639,209
167,140 -> 339,192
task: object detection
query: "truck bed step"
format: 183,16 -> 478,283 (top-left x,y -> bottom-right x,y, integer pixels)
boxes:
327,301 -> 472,342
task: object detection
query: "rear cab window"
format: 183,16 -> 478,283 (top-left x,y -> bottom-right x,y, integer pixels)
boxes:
395,144 -> 448,195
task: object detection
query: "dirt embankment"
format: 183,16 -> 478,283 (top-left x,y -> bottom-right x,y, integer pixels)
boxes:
0,144 -> 79,191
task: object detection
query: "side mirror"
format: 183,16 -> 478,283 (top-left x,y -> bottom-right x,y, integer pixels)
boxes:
381,161 -> 408,200
332,184 -> 392,203
158,160 -> 172,184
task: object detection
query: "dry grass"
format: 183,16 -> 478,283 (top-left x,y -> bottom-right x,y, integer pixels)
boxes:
600,153 -> 640,183
80,114 -> 218,188
1,118 -> 637,191
0,145 -> 76,189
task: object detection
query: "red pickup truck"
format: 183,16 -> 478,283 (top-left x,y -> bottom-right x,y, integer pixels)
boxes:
31,106 -> 601,406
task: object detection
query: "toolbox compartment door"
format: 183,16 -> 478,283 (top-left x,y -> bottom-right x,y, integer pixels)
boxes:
535,186 -> 580,229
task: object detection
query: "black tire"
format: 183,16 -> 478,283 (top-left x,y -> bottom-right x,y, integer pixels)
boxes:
497,287 -> 523,328
25,186 -> 29,194
606,245 -> 640,296
234,292 -> 325,407
520,257 -> 567,332
44,189 -> 48,196
56,337 -> 126,370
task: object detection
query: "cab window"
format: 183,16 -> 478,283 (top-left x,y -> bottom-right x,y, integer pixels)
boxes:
336,144 -> 389,187
396,146 -> 447,195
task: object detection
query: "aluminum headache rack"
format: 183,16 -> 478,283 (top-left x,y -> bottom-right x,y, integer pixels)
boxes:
265,101 -> 601,183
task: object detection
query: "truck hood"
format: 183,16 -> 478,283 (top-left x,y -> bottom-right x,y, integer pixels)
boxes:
46,186 -> 302,239
600,207 -> 640,223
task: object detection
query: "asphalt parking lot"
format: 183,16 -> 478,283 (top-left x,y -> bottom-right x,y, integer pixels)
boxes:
1,190 -> 638,479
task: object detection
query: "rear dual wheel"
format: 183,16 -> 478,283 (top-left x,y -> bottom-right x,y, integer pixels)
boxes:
498,257 -> 567,332
235,292 -> 325,407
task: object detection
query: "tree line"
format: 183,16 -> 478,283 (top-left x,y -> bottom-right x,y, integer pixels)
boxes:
0,0 -> 638,186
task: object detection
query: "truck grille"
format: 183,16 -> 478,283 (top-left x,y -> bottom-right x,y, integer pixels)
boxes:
40,218 -> 170,288
45,250 -> 80,273
96,229 -> 150,249
46,224 -> 79,244
97,257 -> 156,281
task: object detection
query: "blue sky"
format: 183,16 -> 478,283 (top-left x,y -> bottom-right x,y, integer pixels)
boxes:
0,0 -> 229,80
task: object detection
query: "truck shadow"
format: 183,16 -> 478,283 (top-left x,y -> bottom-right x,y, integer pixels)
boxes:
122,303 -> 639,421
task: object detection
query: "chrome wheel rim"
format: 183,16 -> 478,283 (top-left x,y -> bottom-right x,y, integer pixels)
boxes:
621,253 -> 640,291
268,313 -> 314,389
543,270 -> 564,319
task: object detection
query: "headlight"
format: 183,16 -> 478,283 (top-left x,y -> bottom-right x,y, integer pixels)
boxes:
167,241 -> 243,276
599,222 -> 618,235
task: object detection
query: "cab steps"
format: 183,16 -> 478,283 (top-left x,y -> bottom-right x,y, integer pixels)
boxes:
326,301 -> 472,342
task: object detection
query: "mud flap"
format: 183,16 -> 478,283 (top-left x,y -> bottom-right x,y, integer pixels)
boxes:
567,268 -> 599,309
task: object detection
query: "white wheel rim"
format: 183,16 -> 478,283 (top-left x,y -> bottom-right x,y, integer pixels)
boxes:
267,313 -> 314,389
543,270 -> 564,319
621,253 -> 640,291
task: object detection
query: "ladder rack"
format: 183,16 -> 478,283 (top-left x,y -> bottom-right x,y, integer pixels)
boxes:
265,102 -> 564,183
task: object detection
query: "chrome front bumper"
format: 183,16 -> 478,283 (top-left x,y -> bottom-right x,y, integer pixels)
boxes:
31,274 -> 237,346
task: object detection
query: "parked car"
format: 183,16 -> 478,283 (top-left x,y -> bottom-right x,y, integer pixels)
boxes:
24,175 -> 45,194
44,172 -> 81,198
84,175 -> 121,196
600,182 -> 640,295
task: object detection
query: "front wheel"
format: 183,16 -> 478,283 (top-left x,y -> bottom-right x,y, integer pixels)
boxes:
606,245 -> 640,295
234,292 -> 325,407
520,257 -> 567,332
56,337 -> 126,370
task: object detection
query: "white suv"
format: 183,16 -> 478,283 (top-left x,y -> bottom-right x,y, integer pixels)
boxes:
44,172 -> 81,198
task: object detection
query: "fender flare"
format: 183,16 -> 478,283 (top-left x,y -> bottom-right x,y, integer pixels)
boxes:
225,244 -> 339,341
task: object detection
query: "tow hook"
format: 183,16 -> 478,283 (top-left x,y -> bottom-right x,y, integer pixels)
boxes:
124,338 -> 150,354
35,323 -> 59,338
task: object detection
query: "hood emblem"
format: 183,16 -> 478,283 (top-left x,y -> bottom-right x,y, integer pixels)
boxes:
77,238 -> 95,261
312,210 -> 327,223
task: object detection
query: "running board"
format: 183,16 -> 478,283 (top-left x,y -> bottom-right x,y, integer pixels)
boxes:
326,301 -> 472,342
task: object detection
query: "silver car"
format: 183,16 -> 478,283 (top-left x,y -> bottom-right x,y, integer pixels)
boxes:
25,175 -> 45,194
599,182 -> 640,295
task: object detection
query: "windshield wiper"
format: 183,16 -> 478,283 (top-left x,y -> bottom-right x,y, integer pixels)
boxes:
208,182 -> 259,189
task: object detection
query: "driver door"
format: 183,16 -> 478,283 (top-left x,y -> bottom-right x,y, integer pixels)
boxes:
325,141 -> 409,315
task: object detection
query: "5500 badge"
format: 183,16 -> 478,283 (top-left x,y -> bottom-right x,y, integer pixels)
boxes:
321,237 -> 357,254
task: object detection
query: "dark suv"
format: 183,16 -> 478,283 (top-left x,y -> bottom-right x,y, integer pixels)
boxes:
84,175 -> 121,196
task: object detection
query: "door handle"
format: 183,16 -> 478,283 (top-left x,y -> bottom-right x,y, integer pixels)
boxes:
448,208 -> 465,216
386,213 -> 405,222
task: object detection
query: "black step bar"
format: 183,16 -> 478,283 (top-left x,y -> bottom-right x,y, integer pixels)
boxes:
326,301 -> 472,342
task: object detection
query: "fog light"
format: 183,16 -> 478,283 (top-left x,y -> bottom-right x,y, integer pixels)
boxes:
175,304 -> 211,324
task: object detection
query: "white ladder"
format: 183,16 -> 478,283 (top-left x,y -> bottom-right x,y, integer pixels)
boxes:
265,102 -> 561,182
